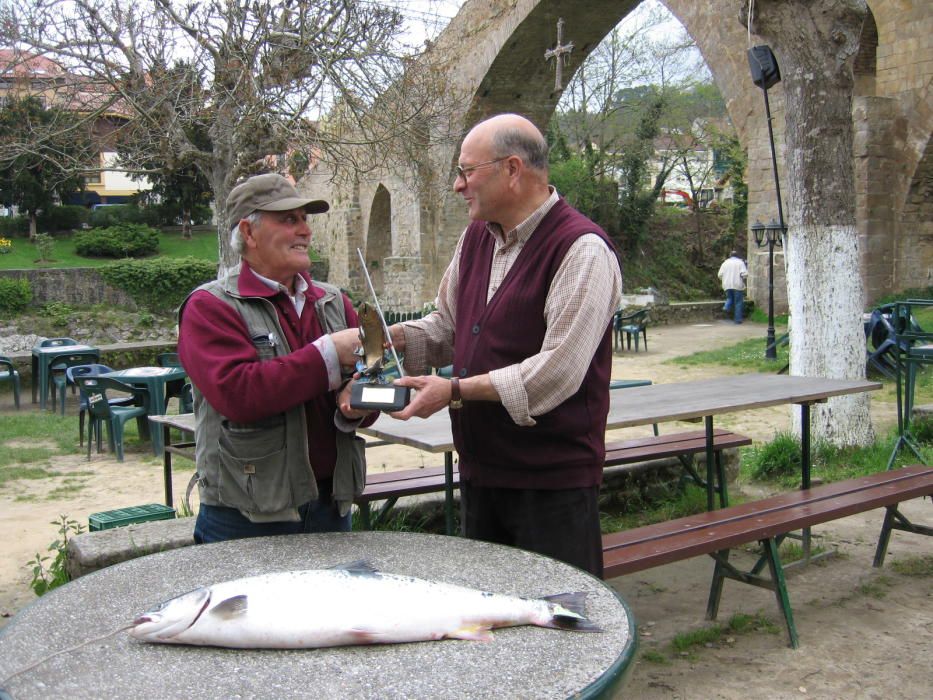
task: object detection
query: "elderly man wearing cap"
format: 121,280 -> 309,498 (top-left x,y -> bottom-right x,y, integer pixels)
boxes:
178,173 -> 373,544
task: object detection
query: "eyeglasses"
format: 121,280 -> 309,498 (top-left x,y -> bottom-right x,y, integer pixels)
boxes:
454,156 -> 510,182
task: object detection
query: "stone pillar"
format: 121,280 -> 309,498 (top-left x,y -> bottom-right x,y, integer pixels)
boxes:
852,96 -> 903,305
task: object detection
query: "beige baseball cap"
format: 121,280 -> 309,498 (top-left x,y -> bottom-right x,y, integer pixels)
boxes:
226,173 -> 329,224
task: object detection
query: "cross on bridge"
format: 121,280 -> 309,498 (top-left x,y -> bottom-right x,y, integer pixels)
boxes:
544,17 -> 574,92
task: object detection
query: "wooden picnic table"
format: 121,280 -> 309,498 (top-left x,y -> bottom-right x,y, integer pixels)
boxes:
360,374 -> 881,535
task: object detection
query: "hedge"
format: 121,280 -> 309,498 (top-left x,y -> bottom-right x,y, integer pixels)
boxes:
99,257 -> 217,313
73,223 -> 161,258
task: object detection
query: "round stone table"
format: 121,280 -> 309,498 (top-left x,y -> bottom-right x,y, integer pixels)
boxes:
0,531 -> 636,699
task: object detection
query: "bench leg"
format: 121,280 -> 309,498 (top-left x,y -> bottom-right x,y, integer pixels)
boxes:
706,540 -> 799,649
761,538 -> 799,649
358,503 -> 372,530
874,504 -> 933,567
706,549 -> 729,621
873,505 -> 897,567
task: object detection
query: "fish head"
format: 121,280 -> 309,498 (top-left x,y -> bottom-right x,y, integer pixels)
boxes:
129,586 -> 212,642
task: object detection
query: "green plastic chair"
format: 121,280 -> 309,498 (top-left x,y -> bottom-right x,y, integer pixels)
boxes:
614,309 -> 649,352
0,355 -> 21,410
38,337 -> 78,347
156,351 -> 187,412
49,351 -> 104,416
75,376 -> 149,461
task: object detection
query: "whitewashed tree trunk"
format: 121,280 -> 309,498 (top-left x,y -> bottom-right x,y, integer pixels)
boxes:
746,0 -> 873,446
785,224 -> 872,444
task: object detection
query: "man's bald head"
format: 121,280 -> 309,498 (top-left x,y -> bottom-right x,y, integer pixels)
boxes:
466,113 -> 549,174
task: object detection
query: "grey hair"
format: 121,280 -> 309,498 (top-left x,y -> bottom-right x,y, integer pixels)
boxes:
229,211 -> 263,256
491,127 -> 549,172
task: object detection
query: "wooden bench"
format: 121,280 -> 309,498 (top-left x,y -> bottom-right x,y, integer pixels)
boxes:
601,464 -> 933,648
605,429 -> 753,508
355,465 -> 461,529
355,429 -> 751,529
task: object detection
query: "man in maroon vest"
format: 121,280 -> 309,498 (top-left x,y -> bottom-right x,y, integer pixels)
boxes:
389,114 -> 622,576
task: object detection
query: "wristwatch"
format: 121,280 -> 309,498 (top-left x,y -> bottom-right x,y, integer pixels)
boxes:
449,377 -> 463,410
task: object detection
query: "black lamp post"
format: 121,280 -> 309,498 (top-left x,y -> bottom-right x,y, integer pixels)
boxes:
748,45 -> 788,361
753,218 -> 784,360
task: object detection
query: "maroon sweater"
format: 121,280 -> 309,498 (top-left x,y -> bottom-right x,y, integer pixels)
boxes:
451,198 -> 616,489
178,262 -> 373,481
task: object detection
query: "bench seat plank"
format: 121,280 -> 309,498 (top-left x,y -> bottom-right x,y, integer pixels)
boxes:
605,429 -> 751,465
355,429 -> 752,527
603,465 -> 933,575
603,464 -> 933,578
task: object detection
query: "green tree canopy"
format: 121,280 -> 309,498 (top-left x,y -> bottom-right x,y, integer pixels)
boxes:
0,96 -> 93,238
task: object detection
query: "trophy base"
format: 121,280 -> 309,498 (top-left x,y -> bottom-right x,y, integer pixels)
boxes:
350,382 -> 411,412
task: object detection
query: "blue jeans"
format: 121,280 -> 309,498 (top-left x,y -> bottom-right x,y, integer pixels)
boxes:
724,289 -> 744,323
194,490 -> 351,544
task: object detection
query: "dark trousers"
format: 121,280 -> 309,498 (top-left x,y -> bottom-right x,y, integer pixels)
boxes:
194,480 -> 350,544
459,481 -> 604,578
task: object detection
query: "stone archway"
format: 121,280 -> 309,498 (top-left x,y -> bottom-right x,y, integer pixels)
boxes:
365,184 -> 392,298
316,0 -> 930,312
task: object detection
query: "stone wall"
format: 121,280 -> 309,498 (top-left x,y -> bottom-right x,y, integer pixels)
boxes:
0,262 -> 330,310
0,268 -> 138,308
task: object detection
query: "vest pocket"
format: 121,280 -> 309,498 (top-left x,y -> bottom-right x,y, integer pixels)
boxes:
217,417 -> 292,513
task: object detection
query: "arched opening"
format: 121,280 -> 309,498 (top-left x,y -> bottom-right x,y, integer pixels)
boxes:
366,184 -> 392,296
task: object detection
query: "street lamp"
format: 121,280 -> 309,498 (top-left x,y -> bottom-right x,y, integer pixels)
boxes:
748,44 -> 788,361
753,218 -> 785,360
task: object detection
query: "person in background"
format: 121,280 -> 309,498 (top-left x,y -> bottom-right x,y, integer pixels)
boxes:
718,250 -> 748,324
178,173 -> 373,544
387,113 -> 622,577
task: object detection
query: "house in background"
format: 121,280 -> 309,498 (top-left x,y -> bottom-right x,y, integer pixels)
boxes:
0,48 -> 151,208
648,122 -> 734,209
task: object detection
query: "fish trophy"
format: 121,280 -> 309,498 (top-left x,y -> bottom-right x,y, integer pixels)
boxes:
349,250 -> 411,412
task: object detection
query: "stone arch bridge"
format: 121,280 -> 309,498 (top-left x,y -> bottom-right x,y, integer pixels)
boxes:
307,0 -> 931,313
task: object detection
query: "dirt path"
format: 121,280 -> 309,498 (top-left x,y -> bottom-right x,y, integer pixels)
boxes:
1,319 -> 930,699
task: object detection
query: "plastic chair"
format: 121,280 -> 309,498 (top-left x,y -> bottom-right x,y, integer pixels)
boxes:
156,351 -> 187,412
0,355 -> 21,410
66,364 -> 133,447
38,337 -> 78,347
74,376 -> 149,461
49,351 -> 104,416
614,309 -> 649,352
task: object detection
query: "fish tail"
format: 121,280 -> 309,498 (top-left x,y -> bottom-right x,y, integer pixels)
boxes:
541,592 -> 602,632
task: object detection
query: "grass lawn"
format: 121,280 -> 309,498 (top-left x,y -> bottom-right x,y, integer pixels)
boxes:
0,228 -> 219,269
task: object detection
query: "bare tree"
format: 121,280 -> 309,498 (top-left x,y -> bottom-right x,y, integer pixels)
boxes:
1,0 -> 455,269
741,0 -> 873,446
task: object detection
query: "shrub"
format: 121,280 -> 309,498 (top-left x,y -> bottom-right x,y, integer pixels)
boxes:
37,205 -> 90,233
34,232 -> 55,262
0,215 -> 30,237
99,256 -> 217,312
0,276 -> 32,313
89,204 -> 160,228
73,223 -> 160,258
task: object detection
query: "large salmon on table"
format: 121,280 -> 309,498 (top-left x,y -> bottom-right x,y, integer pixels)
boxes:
129,561 -> 599,649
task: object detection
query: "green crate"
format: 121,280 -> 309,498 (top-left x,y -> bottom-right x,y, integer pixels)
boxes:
89,504 -> 176,531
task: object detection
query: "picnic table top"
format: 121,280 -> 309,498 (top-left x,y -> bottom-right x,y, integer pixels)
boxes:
360,373 -> 881,453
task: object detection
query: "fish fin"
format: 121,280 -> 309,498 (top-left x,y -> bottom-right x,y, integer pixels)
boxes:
330,560 -> 379,576
446,624 -> 494,642
349,627 -> 386,644
542,592 -> 602,632
210,594 -> 248,619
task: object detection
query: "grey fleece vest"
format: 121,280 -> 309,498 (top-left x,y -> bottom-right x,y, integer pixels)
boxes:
180,266 -> 365,519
